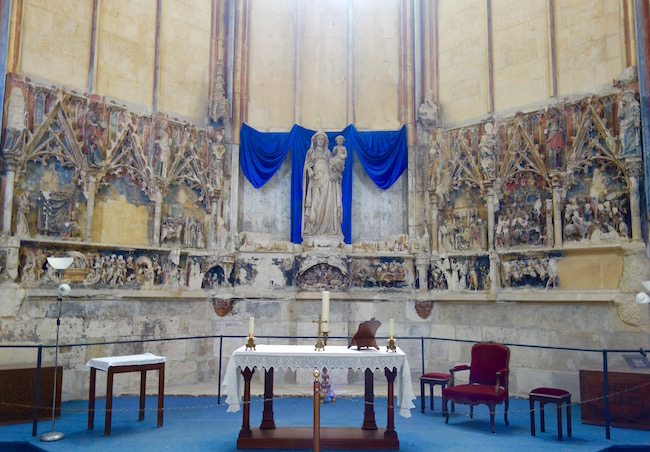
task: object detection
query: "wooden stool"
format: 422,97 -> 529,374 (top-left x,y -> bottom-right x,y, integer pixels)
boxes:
420,372 -> 452,413
529,387 -> 571,441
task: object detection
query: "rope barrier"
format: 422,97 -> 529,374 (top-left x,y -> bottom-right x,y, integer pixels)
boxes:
3,379 -> 648,417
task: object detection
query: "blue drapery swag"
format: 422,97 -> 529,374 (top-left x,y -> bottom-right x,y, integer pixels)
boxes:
240,123 -> 408,244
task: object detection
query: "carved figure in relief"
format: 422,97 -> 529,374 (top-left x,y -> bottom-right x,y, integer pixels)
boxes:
154,123 -> 172,178
478,121 -> 496,180
38,191 -> 74,236
2,87 -> 27,156
330,135 -> 347,226
618,91 -> 641,158
14,192 -> 30,237
428,265 -> 448,290
161,213 -> 183,244
468,268 -> 479,290
427,138 -> 440,189
544,106 -> 565,170
210,134 -> 226,189
502,258 -> 557,289
302,131 -> 343,237
21,252 -> 39,284
439,210 -> 485,251
84,108 -> 106,167
418,89 -> 440,131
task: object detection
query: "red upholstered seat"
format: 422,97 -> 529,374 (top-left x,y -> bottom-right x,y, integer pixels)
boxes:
530,387 -> 570,397
442,342 -> 510,434
443,383 -> 507,404
422,372 -> 451,379
420,372 -> 452,412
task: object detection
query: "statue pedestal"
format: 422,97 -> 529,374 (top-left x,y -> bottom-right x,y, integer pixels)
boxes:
296,237 -> 349,290
303,234 -> 344,249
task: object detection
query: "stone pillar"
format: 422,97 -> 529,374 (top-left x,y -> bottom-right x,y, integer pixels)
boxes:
545,198 -> 554,247
84,175 -> 97,241
625,157 -> 643,241
429,192 -> 438,252
486,186 -> 495,251
153,189 -> 162,246
551,173 -> 563,248
415,255 -> 428,291
208,196 -> 218,250
221,255 -> 234,287
1,168 -> 15,234
489,252 -> 499,295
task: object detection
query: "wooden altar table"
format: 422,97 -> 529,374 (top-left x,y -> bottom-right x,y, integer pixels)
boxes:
222,344 -> 416,450
84,353 -> 166,436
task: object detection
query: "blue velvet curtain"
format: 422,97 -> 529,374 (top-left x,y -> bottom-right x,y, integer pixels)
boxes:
240,123 -> 408,244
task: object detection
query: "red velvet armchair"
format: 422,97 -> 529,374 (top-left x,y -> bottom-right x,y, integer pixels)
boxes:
442,342 -> 510,434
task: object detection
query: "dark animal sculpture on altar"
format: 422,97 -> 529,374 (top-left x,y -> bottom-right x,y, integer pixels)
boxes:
349,318 -> 381,350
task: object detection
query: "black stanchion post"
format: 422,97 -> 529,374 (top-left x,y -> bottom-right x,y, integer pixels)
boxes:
32,345 -> 43,436
603,350 -> 611,440
218,335 -> 223,405
421,337 -> 425,376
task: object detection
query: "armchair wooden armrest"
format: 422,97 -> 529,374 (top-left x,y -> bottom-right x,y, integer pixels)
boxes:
495,368 -> 509,394
449,364 -> 470,386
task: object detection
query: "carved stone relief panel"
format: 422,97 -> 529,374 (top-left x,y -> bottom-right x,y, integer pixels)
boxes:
348,257 -> 410,289
428,255 -> 490,292
19,244 -> 209,291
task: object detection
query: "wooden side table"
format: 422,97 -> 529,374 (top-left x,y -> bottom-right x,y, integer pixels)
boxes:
85,353 -> 165,436
529,387 -> 571,441
419,372 -> 452,413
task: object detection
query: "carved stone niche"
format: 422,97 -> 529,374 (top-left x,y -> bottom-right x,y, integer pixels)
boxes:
296,251 -> 349,290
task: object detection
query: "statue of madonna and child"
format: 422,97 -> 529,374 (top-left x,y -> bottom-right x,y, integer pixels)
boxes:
302,131 -> 347,241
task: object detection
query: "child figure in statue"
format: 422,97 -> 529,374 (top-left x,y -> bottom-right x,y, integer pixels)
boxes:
319,367 -> 335,403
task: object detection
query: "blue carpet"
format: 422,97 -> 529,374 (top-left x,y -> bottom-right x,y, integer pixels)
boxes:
1,395 -> 649,451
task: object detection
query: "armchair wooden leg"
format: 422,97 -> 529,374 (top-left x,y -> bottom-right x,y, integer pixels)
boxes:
489,403 -> 496,434
470,406 -> 474,419
504,397 -> 509,425
442,396 -> 449,423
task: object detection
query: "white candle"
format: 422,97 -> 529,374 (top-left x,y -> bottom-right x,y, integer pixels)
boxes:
321,291 -> 330,333
249,316 -> 254,336
389,318 -> 394,338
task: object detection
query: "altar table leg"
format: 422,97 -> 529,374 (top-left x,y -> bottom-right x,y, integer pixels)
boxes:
362,368 -> 377,430
139,370 -> 146,421
88,368 -> 96,430
384,367 -> 398,440
239,367 -> 254,438
260,368 -> 276,429
105,368 -> 114,436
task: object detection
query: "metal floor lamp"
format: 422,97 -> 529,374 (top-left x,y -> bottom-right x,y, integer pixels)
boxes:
40,256 -> 74,442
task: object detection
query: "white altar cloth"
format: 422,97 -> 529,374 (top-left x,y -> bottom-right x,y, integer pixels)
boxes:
84,353 -> 166,372
222,344 -> 416,418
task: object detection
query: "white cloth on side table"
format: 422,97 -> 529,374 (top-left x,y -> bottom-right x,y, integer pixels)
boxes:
84,353 -> 166,372
222,344 -> 416,418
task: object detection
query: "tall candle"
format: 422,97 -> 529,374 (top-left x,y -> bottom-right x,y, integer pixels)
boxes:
249,316 -> 254,336
389,318 -> 394,338
321,291 -> 330,333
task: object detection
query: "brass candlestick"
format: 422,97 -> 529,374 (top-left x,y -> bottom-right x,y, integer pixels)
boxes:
323,331 -> 328,346
312,314 -> 328,351
387,336 -> 396,352
246,334 -> 256,350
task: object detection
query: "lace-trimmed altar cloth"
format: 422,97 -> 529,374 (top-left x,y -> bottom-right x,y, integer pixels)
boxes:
222,344 -> 416,418
84,353 -> 166,372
